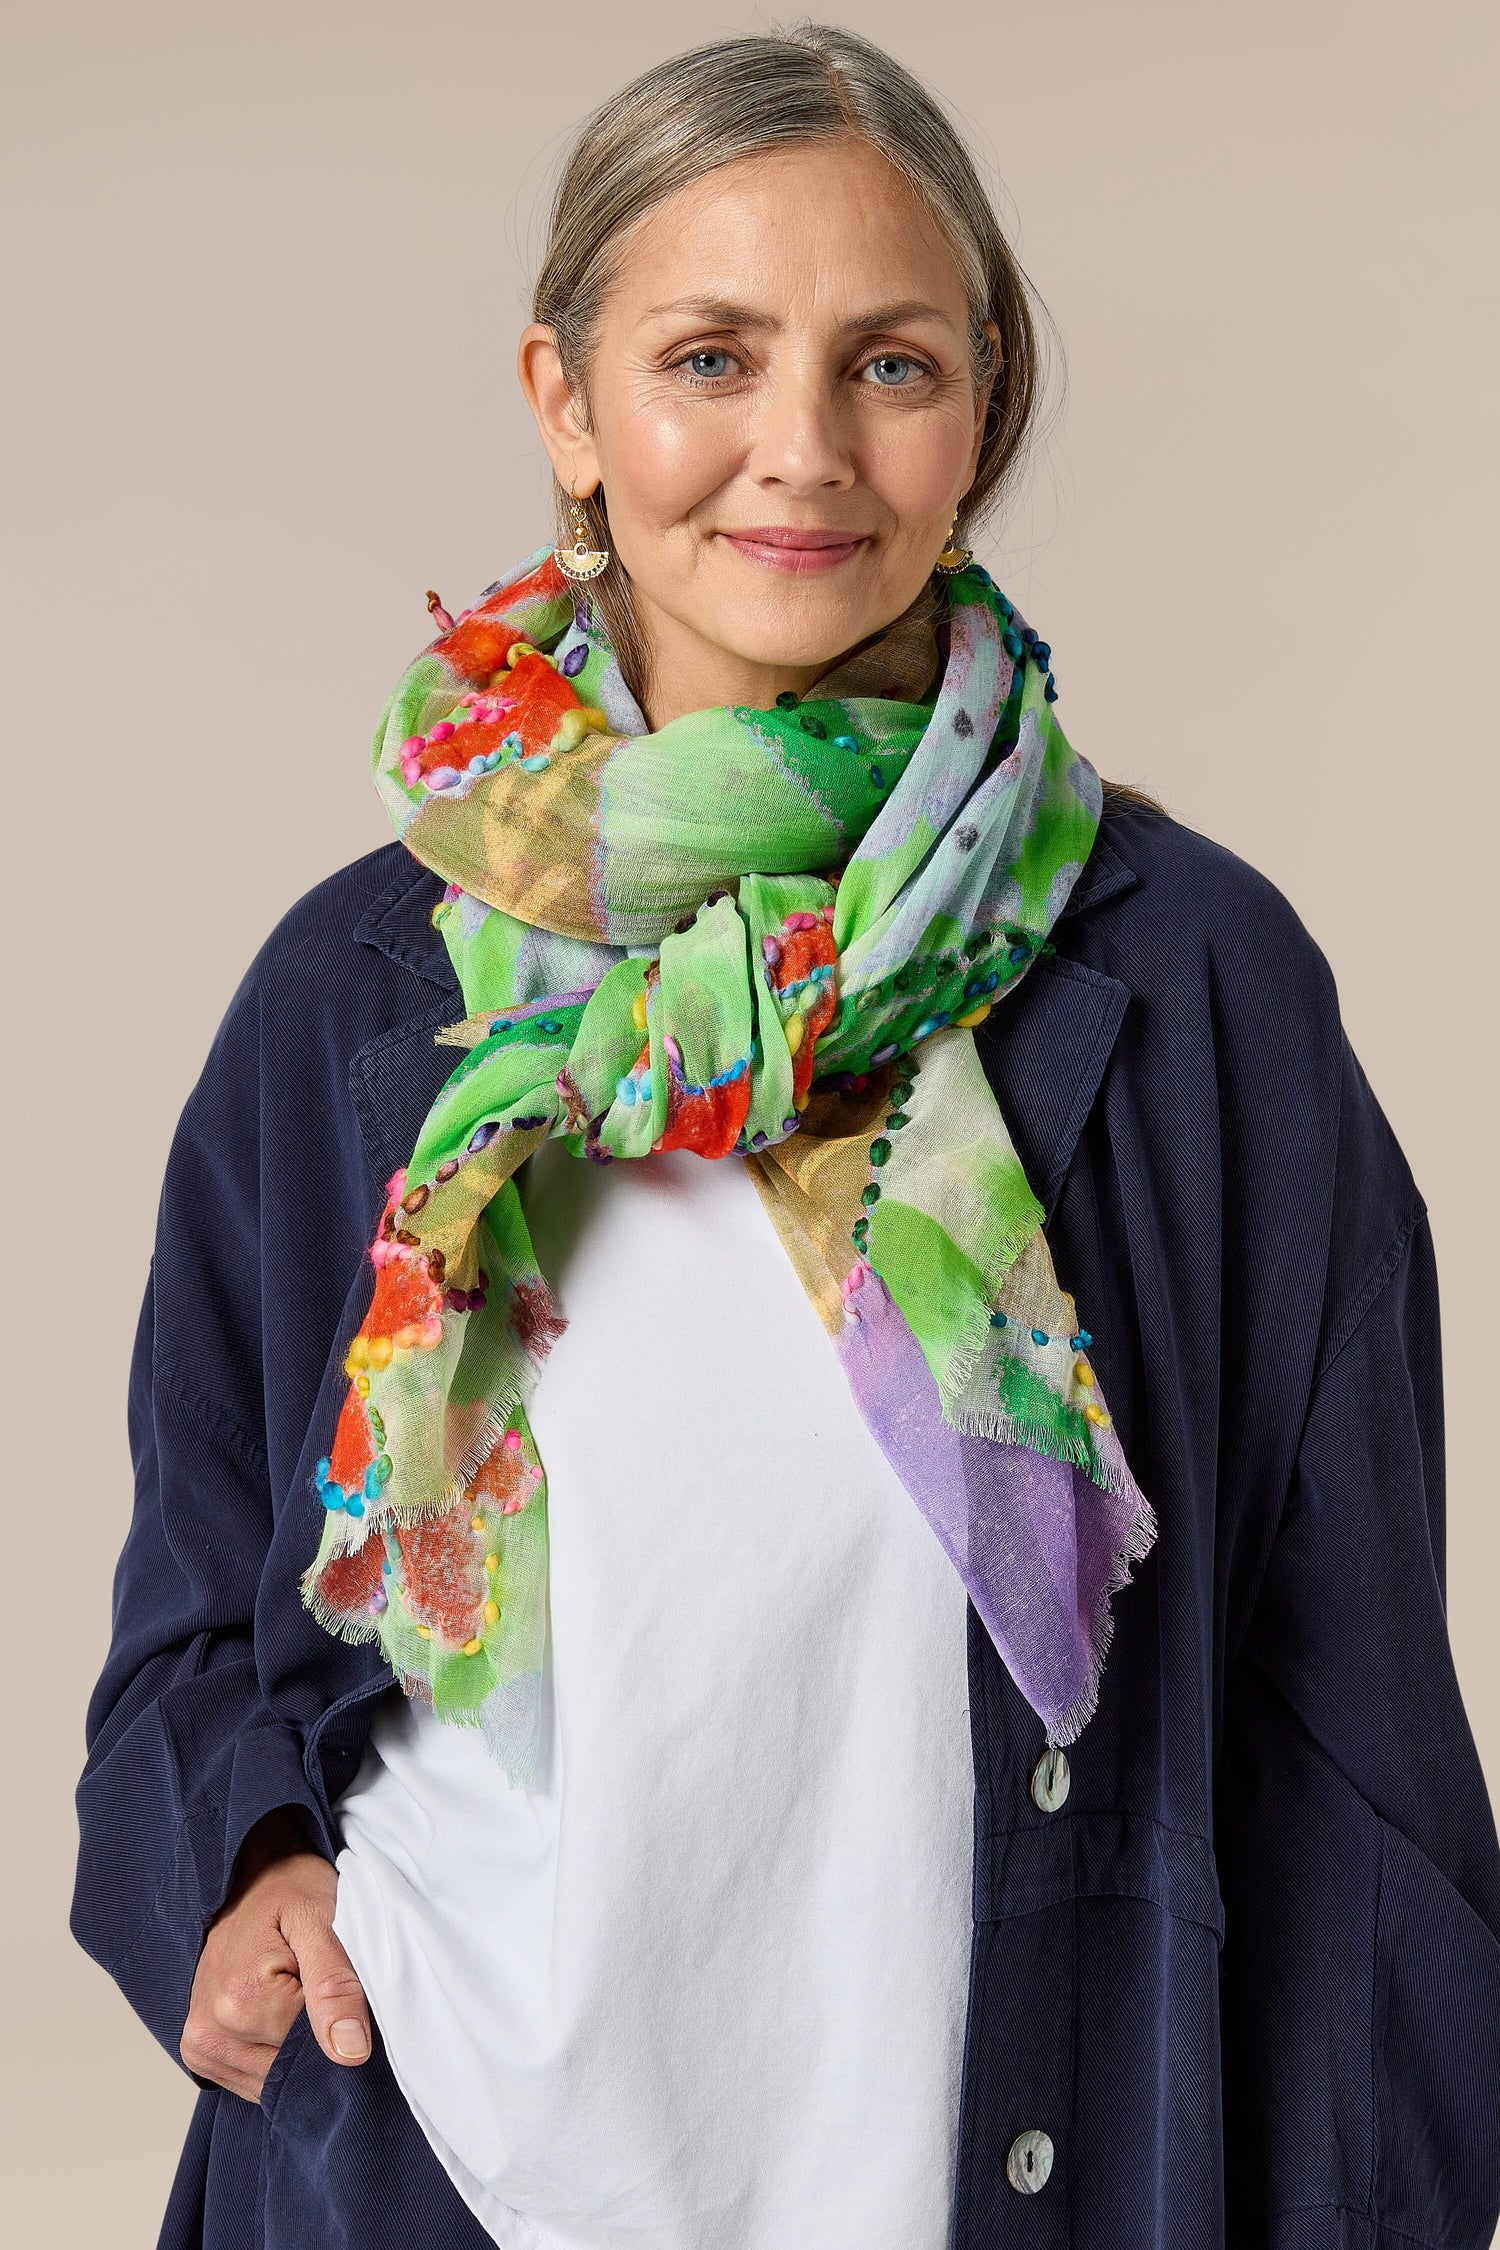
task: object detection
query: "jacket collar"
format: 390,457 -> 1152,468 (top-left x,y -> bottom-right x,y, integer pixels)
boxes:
1058,822 -> 1138,922
354,816 -> 1140,1219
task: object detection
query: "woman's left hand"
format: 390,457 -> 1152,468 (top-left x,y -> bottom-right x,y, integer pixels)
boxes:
178,1808 -> 372,2100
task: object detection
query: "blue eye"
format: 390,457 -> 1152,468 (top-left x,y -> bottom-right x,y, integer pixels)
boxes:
685,349 -> 733,380
863,355 -> 923,386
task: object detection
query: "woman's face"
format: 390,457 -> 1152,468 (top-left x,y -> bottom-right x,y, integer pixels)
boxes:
519,137 -> 997,722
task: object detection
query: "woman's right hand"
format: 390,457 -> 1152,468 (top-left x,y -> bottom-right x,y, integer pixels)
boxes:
179,1807 -> 373,2101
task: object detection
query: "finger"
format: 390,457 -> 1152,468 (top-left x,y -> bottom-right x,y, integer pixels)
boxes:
211,1952 -> 304,2044
283,1909 -> 372,2065
180,2019 -> 285,2103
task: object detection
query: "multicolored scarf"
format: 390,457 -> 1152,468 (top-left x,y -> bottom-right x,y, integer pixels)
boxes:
300,545 -> 1156,1785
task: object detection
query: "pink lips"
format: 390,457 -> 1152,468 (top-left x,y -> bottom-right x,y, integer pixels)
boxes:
719,525 -> 870,575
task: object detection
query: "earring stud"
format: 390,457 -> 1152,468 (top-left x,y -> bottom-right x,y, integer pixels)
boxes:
555,484 -> 611,582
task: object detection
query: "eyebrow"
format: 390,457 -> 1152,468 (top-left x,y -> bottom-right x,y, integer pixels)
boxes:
640,296 -> 962,333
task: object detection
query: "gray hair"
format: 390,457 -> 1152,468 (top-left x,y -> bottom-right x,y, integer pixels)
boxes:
532,22 -> 1058,709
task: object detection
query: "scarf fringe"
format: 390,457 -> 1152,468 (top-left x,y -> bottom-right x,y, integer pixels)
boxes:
296,1381 -> 540,1679
452,1383 -> 529,1490
369,1383 -> 535,1539
1045,1482 -> 1160,1749
936,1233 -> 1041,1423
952,1393 -> 1122,1483
294,1577 -> 523,1741
298,1570 -> 386,1648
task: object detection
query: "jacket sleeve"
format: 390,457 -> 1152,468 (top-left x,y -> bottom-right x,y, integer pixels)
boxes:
69,969 -> 342,2086
1217,1072 -> 1500,2246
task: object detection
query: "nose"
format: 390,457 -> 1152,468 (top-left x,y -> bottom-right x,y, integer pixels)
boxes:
743,360 -> 856,496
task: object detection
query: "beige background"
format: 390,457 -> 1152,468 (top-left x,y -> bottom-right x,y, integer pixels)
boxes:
4,1 -> 1496,2239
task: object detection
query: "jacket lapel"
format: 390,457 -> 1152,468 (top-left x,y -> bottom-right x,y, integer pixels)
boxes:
973,831 -> 1136,1218
350,856 -> 462,1187
354,853 -> 455,990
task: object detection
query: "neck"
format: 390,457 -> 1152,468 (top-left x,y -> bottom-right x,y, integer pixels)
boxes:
634,604 -> 829,730
628,584 -> 941,731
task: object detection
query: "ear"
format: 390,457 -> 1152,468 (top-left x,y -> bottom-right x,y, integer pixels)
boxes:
966,318 -> 1003,483
517,323 -> 602,495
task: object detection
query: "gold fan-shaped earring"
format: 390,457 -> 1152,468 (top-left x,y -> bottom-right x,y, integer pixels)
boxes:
934,510 -> 973,575
554,483 -> 611,582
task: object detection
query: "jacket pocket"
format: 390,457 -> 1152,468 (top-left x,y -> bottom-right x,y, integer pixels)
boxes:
1373,1815 -> 1500,2245
258,2003 -> 317,2127
253,2008 -> 494,2250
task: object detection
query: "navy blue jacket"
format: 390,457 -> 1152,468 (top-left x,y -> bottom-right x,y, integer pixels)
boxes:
71,803 -> 1500,2250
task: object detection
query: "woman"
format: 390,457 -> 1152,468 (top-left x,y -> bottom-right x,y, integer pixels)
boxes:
70,24 -> 1500,2250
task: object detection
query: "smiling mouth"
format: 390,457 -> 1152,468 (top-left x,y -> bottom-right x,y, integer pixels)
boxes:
718,526 -> 870,575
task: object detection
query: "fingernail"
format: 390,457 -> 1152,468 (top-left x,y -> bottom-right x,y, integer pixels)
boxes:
331,2019 -> 370,2059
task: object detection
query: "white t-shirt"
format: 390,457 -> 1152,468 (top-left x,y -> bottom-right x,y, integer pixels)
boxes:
331,1140 -> 974,2250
